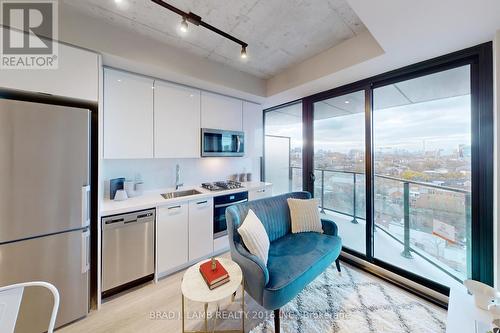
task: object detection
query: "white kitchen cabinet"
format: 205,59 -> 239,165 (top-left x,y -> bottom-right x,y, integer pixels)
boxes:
103,69 -> 154,159
188,198 -> 214,261
154,81 -> 201,158
248,185 -> 273,201
157,203 -> 189,274
243,101 -> 263,158
0,33 -> 99,101
213,235 -> 229,253
201,91 -> 243,131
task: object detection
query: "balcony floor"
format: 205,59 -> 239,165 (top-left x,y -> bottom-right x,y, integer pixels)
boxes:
321,210 -> 462,291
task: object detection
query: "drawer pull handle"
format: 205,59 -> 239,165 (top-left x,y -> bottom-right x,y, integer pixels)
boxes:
197,200 -> 208,205
106,218 -> 124,224
168,205 -> 181,210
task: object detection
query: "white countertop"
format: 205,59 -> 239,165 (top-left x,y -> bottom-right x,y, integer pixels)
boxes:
101,181 -> 272,216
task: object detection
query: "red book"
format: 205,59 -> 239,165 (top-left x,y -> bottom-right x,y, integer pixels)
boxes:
207,277 -> 230,290
199,259 -> 229,287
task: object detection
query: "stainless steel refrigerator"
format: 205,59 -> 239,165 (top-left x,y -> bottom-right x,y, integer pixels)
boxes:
0,98 -> 90,332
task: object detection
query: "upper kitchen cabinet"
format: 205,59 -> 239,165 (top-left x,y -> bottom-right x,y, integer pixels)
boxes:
103,69 -> 154,159
154,81 -> 201,158
0,41 -> 99,101
201,91 -> 243,131
243,101 -> 263,158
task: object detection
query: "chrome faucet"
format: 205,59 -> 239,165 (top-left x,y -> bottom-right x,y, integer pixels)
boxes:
175,164 -> 183,190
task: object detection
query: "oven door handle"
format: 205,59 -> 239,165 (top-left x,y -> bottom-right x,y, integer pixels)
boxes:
214,199 -> 248,208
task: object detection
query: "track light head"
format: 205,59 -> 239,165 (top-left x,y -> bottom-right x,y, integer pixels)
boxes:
179,17 -> 188,34
240,46 -> 247,59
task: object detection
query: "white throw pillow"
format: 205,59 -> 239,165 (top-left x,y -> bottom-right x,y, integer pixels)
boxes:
287,198 -> 323,234
237,209 -> 270,265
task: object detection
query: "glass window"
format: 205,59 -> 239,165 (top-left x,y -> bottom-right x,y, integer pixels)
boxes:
313,91 -> 366,253
373,65 -> 471,288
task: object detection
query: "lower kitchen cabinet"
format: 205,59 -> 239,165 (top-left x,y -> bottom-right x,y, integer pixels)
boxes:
248,185 -> 273,201
157,203 -> 189,274
213,235 -> 229,253
188,198 -> 214,261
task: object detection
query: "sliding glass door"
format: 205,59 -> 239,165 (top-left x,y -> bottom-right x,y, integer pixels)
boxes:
372,65 -> 472,289
312,91 -> 366,254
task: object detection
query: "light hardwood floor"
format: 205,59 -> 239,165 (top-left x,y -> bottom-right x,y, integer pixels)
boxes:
59,254 -> 269,333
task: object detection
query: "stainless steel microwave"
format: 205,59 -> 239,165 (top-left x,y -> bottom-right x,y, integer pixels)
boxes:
201,128 -> 245,157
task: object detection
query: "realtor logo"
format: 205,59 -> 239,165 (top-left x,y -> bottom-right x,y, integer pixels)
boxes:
0,0 -> 58,69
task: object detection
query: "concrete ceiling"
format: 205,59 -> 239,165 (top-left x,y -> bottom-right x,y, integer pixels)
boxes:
62,0 -> 366,79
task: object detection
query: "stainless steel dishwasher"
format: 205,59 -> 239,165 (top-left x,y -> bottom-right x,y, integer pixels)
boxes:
102,209 -> 155,297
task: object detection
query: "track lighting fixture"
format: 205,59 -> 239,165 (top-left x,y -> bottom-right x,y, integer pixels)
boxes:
151,0 -> 249,59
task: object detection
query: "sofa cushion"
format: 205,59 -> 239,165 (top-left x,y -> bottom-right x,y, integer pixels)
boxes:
263,232 -> 342,310
238,209 -> 270,265
287,198 -> 323,234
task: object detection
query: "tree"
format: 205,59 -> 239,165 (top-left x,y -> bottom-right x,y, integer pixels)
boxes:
401,170 -> 429,181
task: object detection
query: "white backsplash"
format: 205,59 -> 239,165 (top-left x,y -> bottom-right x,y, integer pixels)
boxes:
102,157 -> 261,198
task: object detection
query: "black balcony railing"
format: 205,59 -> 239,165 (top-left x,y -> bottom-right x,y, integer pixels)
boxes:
289,166 -> 471,283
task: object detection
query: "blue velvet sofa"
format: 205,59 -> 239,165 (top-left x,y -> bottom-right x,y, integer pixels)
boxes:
225,191 -> 342,332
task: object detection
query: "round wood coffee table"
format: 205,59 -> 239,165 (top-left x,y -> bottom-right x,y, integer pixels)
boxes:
181,257 -> 244,333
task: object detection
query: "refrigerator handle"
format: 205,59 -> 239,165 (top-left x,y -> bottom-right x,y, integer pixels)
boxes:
81,230 -> 90,274
81,185 -> 91,227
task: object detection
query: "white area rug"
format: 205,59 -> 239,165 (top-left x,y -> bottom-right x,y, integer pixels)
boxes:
250,262 -> 447,333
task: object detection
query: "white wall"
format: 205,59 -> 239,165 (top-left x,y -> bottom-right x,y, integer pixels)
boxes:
101,157 -> 261,198
494,29 -> 500,288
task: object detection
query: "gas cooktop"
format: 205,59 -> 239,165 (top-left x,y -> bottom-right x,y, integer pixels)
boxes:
201,180 -> 243,191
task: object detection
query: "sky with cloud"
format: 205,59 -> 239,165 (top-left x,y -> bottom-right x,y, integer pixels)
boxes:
267,95 -> 471,155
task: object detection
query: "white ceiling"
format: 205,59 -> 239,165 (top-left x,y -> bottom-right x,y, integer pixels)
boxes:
62,0 -> 366,79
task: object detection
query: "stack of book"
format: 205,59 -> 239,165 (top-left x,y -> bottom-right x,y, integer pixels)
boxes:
199,259 -> 230,290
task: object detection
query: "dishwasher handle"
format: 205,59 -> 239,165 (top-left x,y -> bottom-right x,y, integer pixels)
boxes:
102,211 -> 155,230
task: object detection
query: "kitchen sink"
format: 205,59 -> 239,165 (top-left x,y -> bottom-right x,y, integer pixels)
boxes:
161,189 -> 202,199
